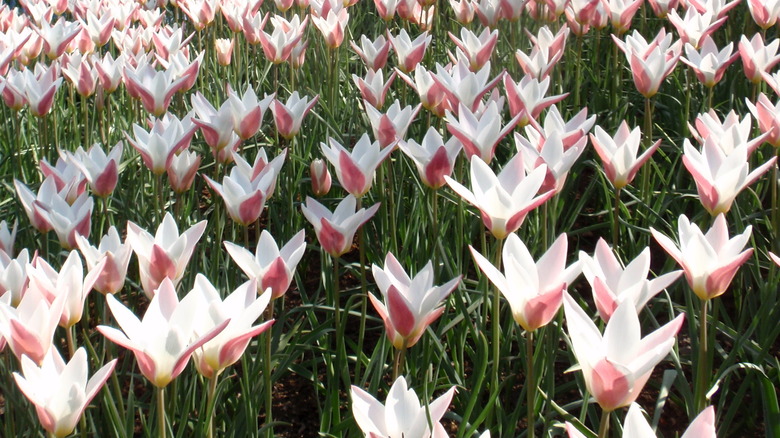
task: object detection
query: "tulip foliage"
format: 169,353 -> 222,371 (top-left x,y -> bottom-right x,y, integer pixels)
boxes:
0,0 -> 778,436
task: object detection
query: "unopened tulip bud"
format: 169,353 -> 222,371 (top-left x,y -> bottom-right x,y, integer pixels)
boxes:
310,159 -> 331,196
215,38 -> 234,66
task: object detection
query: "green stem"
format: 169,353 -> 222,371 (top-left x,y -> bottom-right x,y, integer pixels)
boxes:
598,409 -> 611,438
207,374 -> 219,438
695,299 -> 710,414
772,150 -> 779,254
392,343 -> 407,381
613,187 -> 621,245
491,238 -> 504,394
574,37 -> 583,109
264,304 -> 274,438
157,386 -> 166,438
526,330 -> 535,438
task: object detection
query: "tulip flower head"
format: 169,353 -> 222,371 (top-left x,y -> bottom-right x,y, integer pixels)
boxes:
353,69 -> 396,109
651,214 -> 753,301
271,91 -> 318,139
445,152 -> 554,239
746,93 -> 780,147
563,294 -> 685,412
310,158 -> 332,195
70,141 -> 123,198
224,230 -> 306,299
215,38 -> 234,66
445,101 -> 519,163
351,376 -> 456,438
590,120 -> 660,189
98,278 -> 230,387
0,248 -> 28,306
350,34 -> 392,70
127,213 -> 207,298
448,27 -> 498,71
681,36 -> 738,88
0,285 -> 66,364
167,149 -> 202,193
471,233 -> 580,331
399,126 -> 463,189
370,252 -> 460,349
320,133 -> 395,197
579,239 -> 682,322
364,99 -> 421,148
738,33 -> 780,83
76,226 -> 132,295
388,29 -> 431,73
0,220 -> 17,256
189,275 -> 274,379
301,195 -> 380,258
503,74 -> 568,127
14,348 -> 116,438
682,136 -> 775,215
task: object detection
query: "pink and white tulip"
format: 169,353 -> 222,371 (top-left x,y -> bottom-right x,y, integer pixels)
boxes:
301,195 -> 380,258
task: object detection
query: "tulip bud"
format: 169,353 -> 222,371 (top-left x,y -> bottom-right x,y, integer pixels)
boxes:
167,150 -> 201,194
310,159 -> 331,196
215,38 -> 234,66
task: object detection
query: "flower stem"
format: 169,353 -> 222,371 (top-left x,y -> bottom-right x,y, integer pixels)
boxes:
356,201 -> 368,378
598,409 -> 610,438
695,299 -> 710,414
526,330 -> 535,438
612,187 -> 621,244
491,238 -> 504,394
392,343 -> 407,381
207,374 -> 219,438
264,303 -> 274,438
157,386 -> 166,438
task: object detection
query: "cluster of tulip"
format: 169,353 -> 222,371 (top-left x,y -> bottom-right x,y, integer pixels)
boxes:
0,0 -> 779,434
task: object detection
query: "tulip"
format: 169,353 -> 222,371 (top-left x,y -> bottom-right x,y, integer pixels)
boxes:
590,120 -> 660,189
179,0 -> 218,29
0,248 -> 29,306
38,17 -> 80,60
651,213 -> 752,301
40,191 -> 93,250
681,36 -> 738,88
126,212 -> 207,297
353,69 -> 396,109
448,27 -> 498,71
690,109 -> 766,156
231,148 -> 288,186
189,275 -> 274,379
167,150 -> 201,193
0,220 -> 17,256
396,64 -> 447,116
682,137 -> 775,215
61,53 -> 97,97
748,0 -> 780,28
39,153 -> 88,205
227,85 -> 275,140
350,34 -> 392,70
215,38 -> 234,66
688,0 -> 740,17
370,252 -> 460,349
126,114 -> 196,175
14,348 -> 116,438
351,376 -> 456,438
373,0 -> 400,19
14,177 -> 58,233
0,285 -> 66,364
444,152 -> 554,239
738,33 -> 780,83
503,74 -> 568,126
579,239 -> 682,322
474,0 -> 502,27
626,45 -> 681,98
364,99 -> 420,148
320,133 -> 395,197
563,294 -> 685,412
667,8 -> 726,49
254,13 -> 307,64
445,101 -> 519,163
78,9 -> 115,47
271,91 -> 318,139
224,230 -> 306,299
26,250 -> 103,329
312,9 -> 349,49
399,127 -> 462,189
150,28 -> 193,61
449,0 -> 476,23
206,163 -> 279,227
98,277 -> 229,388
566,404 -> 716,438
746,93 -> 780,147
301,195 -> 380,258
646,0 -> 678,17
388,29 -> 431,73
20,63 -> 63,117
433,60 -> 503,114
93,52 -> 124,93
191,92 -> 237,153
310,158 -> 332,195
70,141 -> 123,198
515,129 -> 587,194
471,233 -> 580,331
76,226 -> 132,295
123,63 -> 187,117
605,0 -> 643,34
